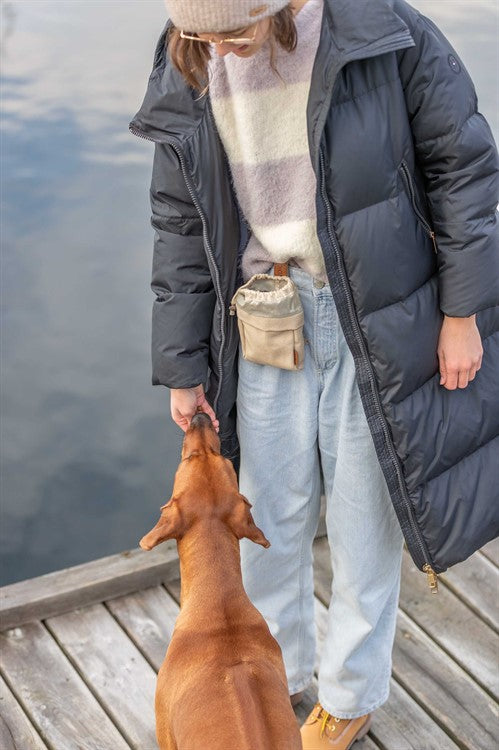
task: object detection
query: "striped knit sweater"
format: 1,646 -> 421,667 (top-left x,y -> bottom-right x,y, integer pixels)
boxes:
207,0 -> 326,282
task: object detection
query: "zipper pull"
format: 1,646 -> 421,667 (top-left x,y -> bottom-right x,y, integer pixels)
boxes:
430,231 -> 437,255
229,303 -> 236,316
423,563 -> 439,593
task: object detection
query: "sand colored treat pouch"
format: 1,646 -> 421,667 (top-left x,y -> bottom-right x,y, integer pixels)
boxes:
229,274 -> 304,371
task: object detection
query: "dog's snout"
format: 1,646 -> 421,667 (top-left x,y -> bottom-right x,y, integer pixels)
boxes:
191,412 -> 212,428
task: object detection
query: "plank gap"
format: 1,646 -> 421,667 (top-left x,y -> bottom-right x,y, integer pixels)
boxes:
101,598 -> 161,676
41,618 -> 134,749
477,538 -> 499,568
438,576 -> 499,636
396,602 -> 498,704
389,670 -> 468,750
0,668 -> 51,750
162,580 -> 181,606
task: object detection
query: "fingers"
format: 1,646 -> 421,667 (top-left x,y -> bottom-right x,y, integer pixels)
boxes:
437,316 -> 483,391
469,355 -> 482,380
439,356 -> 447,387
170,386 -> 219,433
192,386 -> 219,431
439,359 -> 482,390
170,387 -> 199,432
171,410 -> 191,433
197,396 -> 220,433
457,369 -> 469,389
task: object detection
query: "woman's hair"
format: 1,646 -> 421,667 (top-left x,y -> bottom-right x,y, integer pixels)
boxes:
167,4 -> 297,96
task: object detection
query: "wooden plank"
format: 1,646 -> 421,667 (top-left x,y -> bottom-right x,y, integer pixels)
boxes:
0,541 -> 179,630
393,610 -> 499,750
45,603 -> 157,750
313,537 -> 499,748
371,680 -> 460,750
479,537 -> 499,567
164,577 -> 181,605
314,595 -> 459,749
439,553 -> 499,634
0,622 -> 130,750
106,585 -> 179,670
316,494 -> 327,538
0,675 -> 49,750
0,508 -> 325,633
399,551 -> 499,700
312,535 -> 332,604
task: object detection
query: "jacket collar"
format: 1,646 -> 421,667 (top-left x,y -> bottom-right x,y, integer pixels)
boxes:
130,0 -> 414,146
307,0 -> 415,161
323,0 -> 413,54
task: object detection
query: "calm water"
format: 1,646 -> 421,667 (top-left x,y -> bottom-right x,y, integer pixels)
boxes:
1,1 -> 497,586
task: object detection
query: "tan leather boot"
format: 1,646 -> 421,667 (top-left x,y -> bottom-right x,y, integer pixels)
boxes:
300,702 -> 372,749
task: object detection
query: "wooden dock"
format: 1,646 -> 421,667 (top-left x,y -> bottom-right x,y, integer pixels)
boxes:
1,529 -> 498,749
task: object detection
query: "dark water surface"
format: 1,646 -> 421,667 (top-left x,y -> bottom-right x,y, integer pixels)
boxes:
1,0 -> 497,585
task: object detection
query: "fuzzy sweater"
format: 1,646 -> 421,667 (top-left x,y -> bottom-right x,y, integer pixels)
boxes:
207,0 -> 326,282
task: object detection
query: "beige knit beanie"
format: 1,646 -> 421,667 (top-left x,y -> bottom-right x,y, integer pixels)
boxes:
165,1 -> 290,33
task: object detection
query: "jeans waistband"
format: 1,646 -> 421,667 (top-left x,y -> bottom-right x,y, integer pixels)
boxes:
287,266 -> 331,294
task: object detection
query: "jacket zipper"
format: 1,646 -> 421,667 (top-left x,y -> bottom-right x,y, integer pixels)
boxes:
205,98 -> 240,361
423,563 -> 439,593
129,126 -> 226,412
399,160 -> 437,254
319,148 -> 438,593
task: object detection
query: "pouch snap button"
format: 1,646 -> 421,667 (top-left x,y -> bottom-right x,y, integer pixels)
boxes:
314,279 -> 325,289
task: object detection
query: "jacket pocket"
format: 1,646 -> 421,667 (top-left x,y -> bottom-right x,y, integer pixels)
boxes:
398,160 -> 437,254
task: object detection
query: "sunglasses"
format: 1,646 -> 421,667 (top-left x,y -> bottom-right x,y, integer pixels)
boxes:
180,25 -> 259,46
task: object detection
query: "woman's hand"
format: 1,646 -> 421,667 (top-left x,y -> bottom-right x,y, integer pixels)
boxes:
170,385 -> 219,432
437,314 -> 483,390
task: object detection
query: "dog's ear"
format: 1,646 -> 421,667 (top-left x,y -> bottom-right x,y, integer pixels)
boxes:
227,494 -> 270,548
139,497 -> 187,550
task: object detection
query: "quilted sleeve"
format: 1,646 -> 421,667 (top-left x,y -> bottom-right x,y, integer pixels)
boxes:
149,142 -> 216,388
397,11 -> 499,317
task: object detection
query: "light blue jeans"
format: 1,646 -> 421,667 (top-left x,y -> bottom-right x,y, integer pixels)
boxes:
237,266 -> 404,719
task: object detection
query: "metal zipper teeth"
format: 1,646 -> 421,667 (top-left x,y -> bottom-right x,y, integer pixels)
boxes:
399,161 -> 437,253
318,148 -> 431,572
130,125 -> 226,412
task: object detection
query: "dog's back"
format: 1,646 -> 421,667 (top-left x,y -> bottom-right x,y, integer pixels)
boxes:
156,616 -> 302,750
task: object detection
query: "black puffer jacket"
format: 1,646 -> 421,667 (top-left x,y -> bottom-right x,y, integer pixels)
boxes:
130,0 -> 499,584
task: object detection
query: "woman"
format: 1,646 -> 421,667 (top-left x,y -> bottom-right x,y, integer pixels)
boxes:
130,1 -> 499,747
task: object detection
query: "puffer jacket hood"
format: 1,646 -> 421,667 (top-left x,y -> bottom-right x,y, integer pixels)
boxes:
130,0 -> 499,585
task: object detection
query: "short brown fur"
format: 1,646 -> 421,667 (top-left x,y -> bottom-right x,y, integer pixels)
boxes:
139,413 -> 303,750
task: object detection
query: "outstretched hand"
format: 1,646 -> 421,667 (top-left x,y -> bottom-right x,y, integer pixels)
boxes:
170,384 -> 219,432
437,314 -> 483,390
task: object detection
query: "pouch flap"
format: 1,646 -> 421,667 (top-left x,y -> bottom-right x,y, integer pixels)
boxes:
236,307 -> 304,331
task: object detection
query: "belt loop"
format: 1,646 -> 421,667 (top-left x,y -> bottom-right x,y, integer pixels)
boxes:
274,262 -> 289,277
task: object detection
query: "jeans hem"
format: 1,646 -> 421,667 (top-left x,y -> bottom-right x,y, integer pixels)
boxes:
288,675 -> 314,694
317,685 -> 390,719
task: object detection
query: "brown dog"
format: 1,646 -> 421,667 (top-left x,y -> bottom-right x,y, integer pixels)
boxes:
139,411 -> 303,750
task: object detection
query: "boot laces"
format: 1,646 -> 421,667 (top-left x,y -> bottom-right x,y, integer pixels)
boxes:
315,705 -> 342,738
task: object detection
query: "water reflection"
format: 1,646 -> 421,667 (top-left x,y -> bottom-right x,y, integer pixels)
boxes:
1,0 -> 182,586
1,0 -> 497,585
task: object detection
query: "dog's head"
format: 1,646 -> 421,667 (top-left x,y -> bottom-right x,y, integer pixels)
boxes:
139,412 -> 270,551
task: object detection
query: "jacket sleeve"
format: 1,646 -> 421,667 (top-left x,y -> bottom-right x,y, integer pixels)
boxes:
149,142 -> 216,388
397,10 -> 499,317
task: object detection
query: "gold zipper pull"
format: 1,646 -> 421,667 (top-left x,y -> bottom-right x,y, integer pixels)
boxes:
423,563 -> 439,593
229,304 -> 236,316
430,231 -> 437,255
